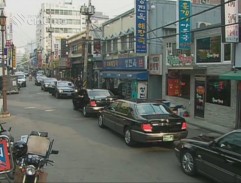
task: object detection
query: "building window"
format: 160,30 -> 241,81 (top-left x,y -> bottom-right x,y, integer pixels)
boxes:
224,43 -> 231,61
102,41 -> 107,55
121,35 -> 127,51
129,33 -> 134,50
107,40 -> 111,53
166,71 -> 190,99
113,38 -> 118,53
196,36 -> 221,63
206,76 -> 231,106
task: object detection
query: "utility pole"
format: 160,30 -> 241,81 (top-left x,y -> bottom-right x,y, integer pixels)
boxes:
80,0 -> 95,88
47,6 -> 53,77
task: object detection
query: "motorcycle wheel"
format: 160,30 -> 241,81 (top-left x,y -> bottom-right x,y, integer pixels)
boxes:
25,175 -> 38,183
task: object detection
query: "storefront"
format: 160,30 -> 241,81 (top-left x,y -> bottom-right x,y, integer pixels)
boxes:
100,56 -> 148,99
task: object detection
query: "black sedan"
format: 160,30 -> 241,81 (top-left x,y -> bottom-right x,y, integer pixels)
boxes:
174,129 -> 241,183
72,89 -> 116,117
98,99 -> 188,146
41,77 -> 57,91
50,80 -> 77,99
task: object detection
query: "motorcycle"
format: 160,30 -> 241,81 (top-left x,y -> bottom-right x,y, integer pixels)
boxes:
13,131 -> 59,183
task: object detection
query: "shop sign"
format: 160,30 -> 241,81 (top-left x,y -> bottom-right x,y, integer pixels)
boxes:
167,79 -> 180,96
138,81 -> 147,99
149,54 -> 162,75
103,56 -> 146,70
135,0 -> 147,53
223,0 -> 239,43
194,78 -> 205,118
167,54 -> 193,66
176,0 -> 191,50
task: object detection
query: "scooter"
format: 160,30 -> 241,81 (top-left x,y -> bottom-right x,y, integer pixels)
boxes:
13,131 -> 59,183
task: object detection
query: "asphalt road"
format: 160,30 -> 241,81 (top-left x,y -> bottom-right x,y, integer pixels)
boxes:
0,79 -> 214,182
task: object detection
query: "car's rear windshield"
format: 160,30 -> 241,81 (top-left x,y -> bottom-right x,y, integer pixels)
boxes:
136,103 -> 172,115
17,75 -> 25,79
88,90 -> 113,98
58,82 -> 74,87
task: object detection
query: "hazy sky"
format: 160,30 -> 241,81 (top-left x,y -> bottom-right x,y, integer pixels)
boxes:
5,0 -> 134,48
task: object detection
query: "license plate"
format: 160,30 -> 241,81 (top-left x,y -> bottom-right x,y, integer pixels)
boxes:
163,135 -> 174,141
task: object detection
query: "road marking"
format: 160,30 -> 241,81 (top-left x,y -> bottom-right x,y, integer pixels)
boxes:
25,107 -> 36,109
45,109 -> 55,112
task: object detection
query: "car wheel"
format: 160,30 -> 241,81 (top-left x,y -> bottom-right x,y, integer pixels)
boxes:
83,106 -> 89,117
124,127 -> 135,146
55,92 -> 59,99
98,115 -> 105,128
181,150 -> 197,176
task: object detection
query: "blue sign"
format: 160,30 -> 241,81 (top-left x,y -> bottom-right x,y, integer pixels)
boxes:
179,0 -> 191,50
103,56 -> 146,70
136,0 -> 147,53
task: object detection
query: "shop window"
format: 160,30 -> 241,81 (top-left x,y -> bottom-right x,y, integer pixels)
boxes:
224,43 -> 231,61
196,36 -> 221,63
166,71 -> 190,99
206,76 -> 231,106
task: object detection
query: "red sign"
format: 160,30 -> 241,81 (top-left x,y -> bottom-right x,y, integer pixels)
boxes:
0,138 -> 11,172
168,79 -> 180,96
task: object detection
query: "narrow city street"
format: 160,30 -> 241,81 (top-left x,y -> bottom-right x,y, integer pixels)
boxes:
1,80 -> 214,182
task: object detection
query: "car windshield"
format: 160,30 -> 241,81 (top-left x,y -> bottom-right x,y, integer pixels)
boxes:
88,90 -> 113,98
44,78 -> 56,83
58,82 -> 74,87
136,103 -> 172,115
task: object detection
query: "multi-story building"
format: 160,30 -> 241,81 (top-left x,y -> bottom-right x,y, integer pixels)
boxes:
35,0 -> 108,76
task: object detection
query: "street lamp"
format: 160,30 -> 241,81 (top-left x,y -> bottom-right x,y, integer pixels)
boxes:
80,0 -> 95,88
0,10 -> 9,116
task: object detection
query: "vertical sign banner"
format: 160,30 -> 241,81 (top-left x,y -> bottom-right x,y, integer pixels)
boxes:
135,0 -> 147,53
12,46 -> 16,68
176,0 -> 191,50
223,0 -> 239,42
194,77 -> 205,118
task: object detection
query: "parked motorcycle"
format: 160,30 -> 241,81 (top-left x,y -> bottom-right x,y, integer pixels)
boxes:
13,131 -> 59,183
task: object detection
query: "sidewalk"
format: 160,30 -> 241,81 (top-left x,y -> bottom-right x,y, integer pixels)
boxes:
186,117 -> 234,135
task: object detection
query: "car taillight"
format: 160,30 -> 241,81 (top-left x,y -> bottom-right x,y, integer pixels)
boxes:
141,123 -> 153,132
181,122 -> 187,130
90,100 -> 97,107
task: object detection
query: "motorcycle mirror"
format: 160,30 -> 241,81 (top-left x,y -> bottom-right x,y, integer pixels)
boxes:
51,150 -> 59,154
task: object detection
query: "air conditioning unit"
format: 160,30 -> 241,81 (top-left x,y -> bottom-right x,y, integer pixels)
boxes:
196,22 -> 211,29
200,0 -> 210,4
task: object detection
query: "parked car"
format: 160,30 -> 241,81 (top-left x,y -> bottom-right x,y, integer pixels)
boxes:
15,72 -> 26,87
51,80 -> 77,99
35,75 -> 47,86
72,89 -> 117,117
174,129 -> 241,183
98,99 -> 188,146
41,77 -> 57,91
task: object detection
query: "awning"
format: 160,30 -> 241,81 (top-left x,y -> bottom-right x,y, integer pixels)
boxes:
100,71 -> 148,80
219,70 -> 241,80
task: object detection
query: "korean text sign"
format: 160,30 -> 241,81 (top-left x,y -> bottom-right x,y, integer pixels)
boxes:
136,0 -> 147,53
177,0 -> 191,50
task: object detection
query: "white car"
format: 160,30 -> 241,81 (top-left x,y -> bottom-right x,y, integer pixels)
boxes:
15,72 -> 26,87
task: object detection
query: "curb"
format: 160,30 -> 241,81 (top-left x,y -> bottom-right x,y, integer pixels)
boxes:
0,112 -> 11,118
